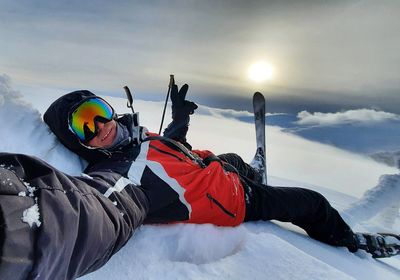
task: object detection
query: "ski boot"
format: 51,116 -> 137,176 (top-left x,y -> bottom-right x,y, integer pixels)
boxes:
354,232 -> 400,258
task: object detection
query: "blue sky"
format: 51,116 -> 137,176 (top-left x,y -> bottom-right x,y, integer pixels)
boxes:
1,0 -> 400,113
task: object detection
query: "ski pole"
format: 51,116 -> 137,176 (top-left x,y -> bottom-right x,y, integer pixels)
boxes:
123,86 -> 135,114
158,75 -> 175,134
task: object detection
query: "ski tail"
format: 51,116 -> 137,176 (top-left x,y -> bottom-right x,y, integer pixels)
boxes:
250,147 -> 266,184
251,92 -> 267,185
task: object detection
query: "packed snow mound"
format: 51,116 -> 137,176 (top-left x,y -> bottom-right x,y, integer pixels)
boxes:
82,222 -> 400,280
344,174 -> 400,230
0,75 -> 84,175
82,224 -> 355,280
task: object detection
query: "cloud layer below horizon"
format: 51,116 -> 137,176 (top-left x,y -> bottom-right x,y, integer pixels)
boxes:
296,109 -> 400,126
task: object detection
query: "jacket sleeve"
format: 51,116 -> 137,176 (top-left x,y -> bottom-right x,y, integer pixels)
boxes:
0,153 -> 149,280
192,149 -> 215,160
193,150 -> 223,167
163,119 -> 193,150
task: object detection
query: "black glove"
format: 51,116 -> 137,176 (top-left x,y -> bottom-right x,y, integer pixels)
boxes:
163,84 -> 198,146
170,84 -> 198,120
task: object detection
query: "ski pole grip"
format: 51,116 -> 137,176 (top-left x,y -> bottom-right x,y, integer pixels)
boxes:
124,86 -> 133,106
124,86 -> 135,113
169,75 -> 175,87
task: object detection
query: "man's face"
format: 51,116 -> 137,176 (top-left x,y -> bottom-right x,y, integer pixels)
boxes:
87,119 -> 117,148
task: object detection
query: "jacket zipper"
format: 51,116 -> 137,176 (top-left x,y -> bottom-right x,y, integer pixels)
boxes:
149,145 -> 184,162
206,193 -> 236,218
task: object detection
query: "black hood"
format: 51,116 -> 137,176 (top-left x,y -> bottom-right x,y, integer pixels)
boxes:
43,90 -> 111,163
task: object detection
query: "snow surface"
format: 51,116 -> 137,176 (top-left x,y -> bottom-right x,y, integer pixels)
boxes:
1,75 -> 400,279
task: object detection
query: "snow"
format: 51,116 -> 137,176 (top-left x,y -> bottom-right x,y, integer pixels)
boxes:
82,224 -> 354,280
22,203 -> 41,228
343,174 -> 400,227
1,75 -> 400,279
385,236 -> 400,246
0,75 -> 85,175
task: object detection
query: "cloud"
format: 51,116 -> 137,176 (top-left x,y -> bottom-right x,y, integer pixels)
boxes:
2,0 -> 400,107
296,109 -> 400,126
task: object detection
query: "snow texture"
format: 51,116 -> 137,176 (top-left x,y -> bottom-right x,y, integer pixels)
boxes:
344,174 -> 400,229
18,191 -> 26,197
0,75 -> 85,175
22,203 -> 41,228
1,75 -> 400,279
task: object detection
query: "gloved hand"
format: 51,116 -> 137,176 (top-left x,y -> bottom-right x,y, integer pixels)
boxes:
163,84 -> 198,146
170,84 -> 198,121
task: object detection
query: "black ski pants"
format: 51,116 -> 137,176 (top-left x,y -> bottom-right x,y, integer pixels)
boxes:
218,153 -> 356,249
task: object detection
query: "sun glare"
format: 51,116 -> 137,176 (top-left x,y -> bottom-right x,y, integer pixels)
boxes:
248,61 -> 274,82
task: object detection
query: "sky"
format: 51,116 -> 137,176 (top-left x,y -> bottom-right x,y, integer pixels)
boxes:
1,0 -> 400,113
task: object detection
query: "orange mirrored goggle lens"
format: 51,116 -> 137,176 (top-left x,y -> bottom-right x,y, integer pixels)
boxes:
69,97 -> 114,142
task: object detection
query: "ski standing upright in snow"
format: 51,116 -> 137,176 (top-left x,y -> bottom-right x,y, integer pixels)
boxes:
251,92 -> 267,185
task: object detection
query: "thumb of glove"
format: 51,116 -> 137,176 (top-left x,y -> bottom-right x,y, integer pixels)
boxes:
184,100 -> 198,115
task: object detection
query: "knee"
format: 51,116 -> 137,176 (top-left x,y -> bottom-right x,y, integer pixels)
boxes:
218,153 -> 239,159
218,153 -> 244,164
307,189 -> 332,215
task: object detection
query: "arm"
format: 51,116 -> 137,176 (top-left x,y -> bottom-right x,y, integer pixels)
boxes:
0,153 -> 148,279
163,84 -> 198,149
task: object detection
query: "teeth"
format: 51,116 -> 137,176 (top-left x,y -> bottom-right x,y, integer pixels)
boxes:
102,129 -> 111,141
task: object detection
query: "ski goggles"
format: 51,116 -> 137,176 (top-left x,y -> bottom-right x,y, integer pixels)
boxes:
68,97 -> 115,142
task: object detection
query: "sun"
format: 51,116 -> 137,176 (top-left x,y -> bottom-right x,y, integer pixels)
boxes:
248,61 -> 274,82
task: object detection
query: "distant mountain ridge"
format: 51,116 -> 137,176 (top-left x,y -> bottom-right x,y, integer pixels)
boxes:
370,151 -> 400,169
265,113 -> 400,156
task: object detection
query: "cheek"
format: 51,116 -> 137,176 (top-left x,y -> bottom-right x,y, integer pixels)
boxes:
87,137 -> 101,147
106,122 -> 117,143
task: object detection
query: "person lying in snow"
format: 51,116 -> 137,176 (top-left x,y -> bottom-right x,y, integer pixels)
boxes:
41,84 -> 386,252
0,83 -> 396,280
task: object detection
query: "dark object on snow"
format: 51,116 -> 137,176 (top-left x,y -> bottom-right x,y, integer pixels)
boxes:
354,232 -> 400,258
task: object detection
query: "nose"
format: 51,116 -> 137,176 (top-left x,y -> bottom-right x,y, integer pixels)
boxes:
96,121 -> 105,131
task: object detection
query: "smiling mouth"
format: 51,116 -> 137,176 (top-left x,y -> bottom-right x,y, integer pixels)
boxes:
101,128 -> 112,141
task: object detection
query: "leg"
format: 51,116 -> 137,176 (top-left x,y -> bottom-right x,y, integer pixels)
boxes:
244,182 -> 356,249
218,153 -> 263,183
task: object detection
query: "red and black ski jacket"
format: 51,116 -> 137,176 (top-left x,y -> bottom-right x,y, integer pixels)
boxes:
85,132 -> 246,226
